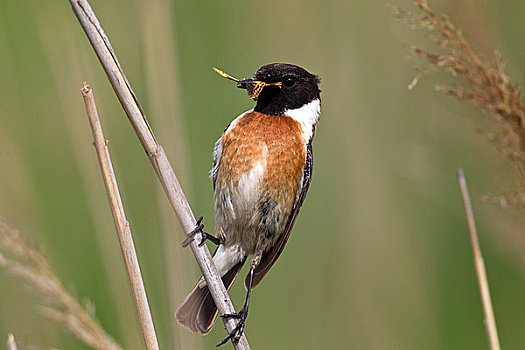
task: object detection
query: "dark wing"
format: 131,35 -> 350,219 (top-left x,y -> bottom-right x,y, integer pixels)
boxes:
247,142 -> 314,289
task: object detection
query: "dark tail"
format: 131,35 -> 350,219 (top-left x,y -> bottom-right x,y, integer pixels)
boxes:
175,259 -> 246,334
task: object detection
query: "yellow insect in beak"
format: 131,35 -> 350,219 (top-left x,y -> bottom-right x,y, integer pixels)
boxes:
213,67 -> 282,101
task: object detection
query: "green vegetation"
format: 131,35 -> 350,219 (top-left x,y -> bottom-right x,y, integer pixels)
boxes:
1,0 -> 525,349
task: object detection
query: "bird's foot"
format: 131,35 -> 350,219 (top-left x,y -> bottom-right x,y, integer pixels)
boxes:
217,307 -> 248,346
181,216 -> 221,247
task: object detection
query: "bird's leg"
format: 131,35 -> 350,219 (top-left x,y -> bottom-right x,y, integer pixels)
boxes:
217,252 -> 261,346
181,216 -> 222,247
217,267 -> 254,346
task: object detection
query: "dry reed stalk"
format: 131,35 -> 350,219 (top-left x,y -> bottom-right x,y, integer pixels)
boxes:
7,334 -> 17,350
457,169 -> 501,350
0,221 -> 122,350
69,0 -> 251,348
33,14 -> 141,343
81,83 -> 160,350
394,0 -> 525,167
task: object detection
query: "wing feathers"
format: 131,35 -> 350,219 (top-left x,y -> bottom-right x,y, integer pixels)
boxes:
246,142 -> 313,289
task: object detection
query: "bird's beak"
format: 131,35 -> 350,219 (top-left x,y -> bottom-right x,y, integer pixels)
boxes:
237,79 -> 265,101
236,78 -> 256,89
237,79 -> 282,101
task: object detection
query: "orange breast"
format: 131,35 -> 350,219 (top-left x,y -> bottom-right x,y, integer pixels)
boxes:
217,111 -> 306,210
214,111 -> 307,251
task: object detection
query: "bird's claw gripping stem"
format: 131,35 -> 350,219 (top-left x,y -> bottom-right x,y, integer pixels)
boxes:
181,216 -> 221,247
217,307 -> 248,346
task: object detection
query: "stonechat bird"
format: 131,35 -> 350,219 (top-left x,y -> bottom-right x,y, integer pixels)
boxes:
176,63 -> 321,344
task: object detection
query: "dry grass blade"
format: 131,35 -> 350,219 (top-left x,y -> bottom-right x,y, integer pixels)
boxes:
395,0 -> 525,162
7,333 -> 17,350
457,169 -> 501,350
81,82 -> 159,350
69,0 -> 250,347
0,221 -> 122,350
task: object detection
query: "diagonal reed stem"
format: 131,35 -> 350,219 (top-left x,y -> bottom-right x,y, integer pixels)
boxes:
81,83 -> 159,350
457,169 -> 501,350
69,0 -> 250,348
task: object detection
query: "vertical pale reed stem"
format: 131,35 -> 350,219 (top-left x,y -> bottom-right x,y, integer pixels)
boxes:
82,83 -> 160,350
457,169 -> 501,350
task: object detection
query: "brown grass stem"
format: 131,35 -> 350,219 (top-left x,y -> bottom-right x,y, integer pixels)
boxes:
69,0 -> 250,348
81,83 -> 160,350
7,334 -> 17,350
457,169 -> 501,350
0,221 -> 122,350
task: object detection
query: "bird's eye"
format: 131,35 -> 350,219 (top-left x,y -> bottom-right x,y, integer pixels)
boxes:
283,76 -> 296,87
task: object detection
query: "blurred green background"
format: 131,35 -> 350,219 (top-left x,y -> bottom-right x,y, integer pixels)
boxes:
2,0 -> 525,349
